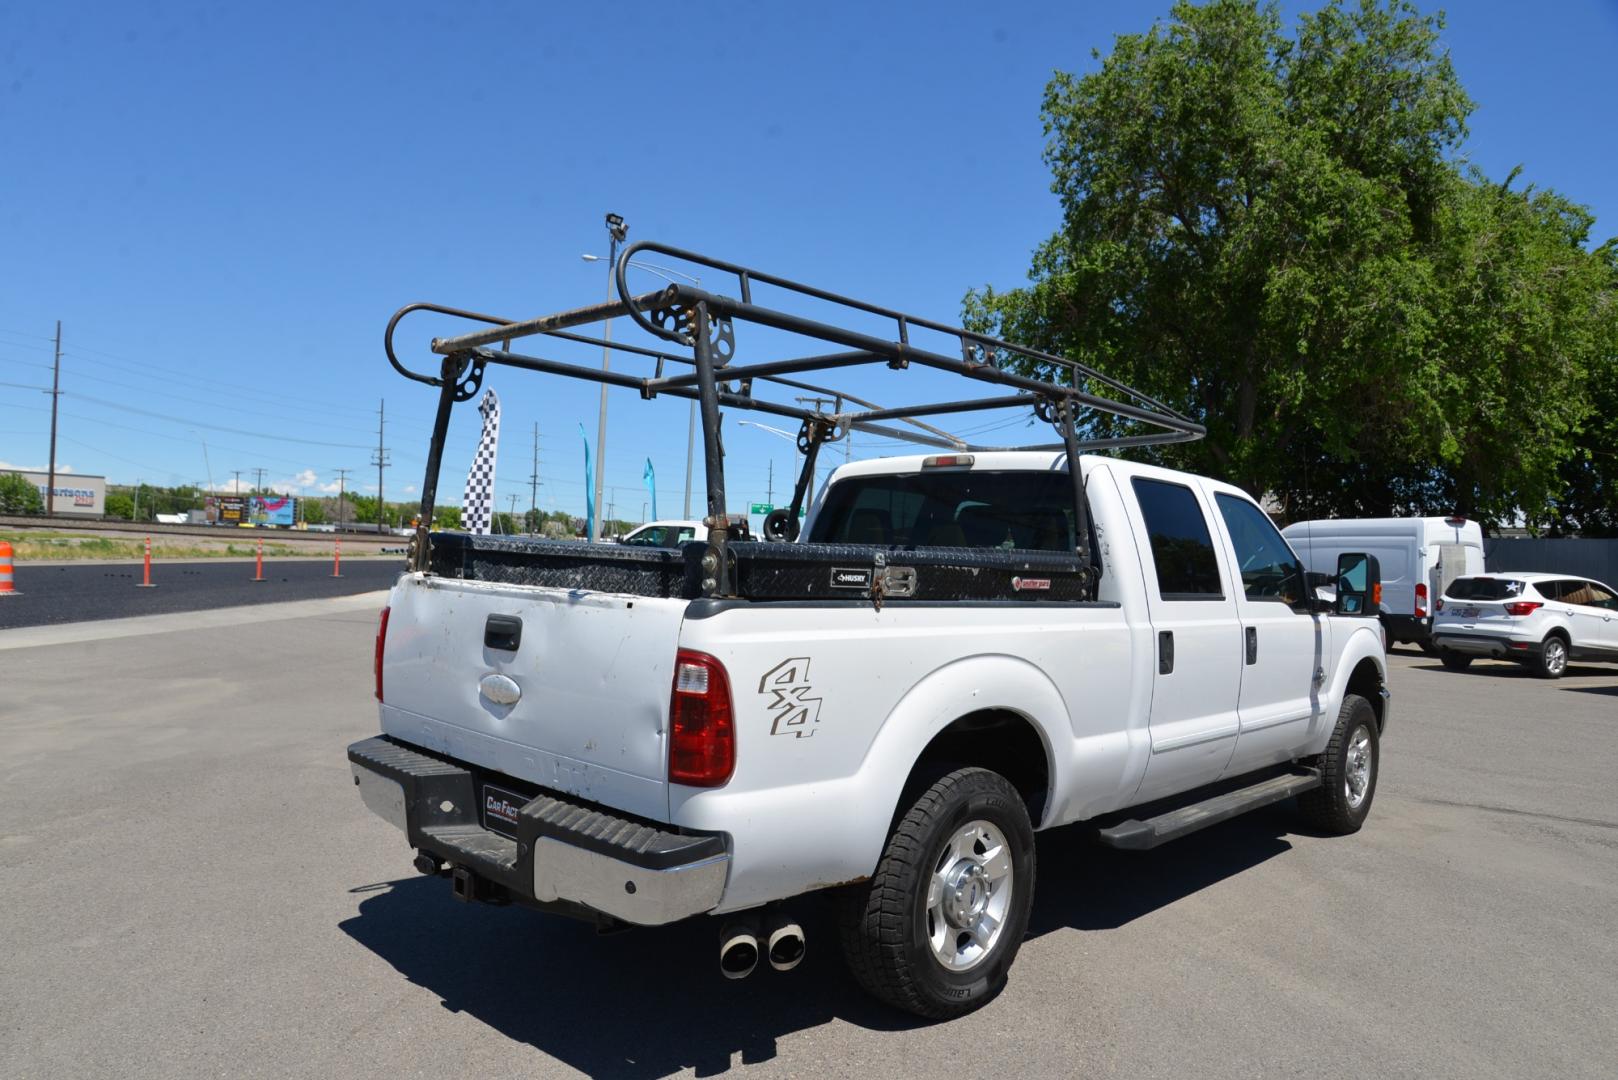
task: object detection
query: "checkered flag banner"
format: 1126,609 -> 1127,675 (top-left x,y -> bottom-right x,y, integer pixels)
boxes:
461,389 -> 501,535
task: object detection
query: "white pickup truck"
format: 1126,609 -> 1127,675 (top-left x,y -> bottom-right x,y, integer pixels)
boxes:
353,246 -> 1390,1019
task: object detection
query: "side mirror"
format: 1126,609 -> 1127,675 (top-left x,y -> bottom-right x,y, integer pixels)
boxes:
1334,552 -> 1382,616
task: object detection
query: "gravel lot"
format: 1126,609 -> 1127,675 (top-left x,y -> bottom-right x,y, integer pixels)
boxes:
2,603 -> 1613,1079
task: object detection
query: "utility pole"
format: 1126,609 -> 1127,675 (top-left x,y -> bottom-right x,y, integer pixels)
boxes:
252,467 -> 266,494
45,321 -> 61,517
334,468 -> 351,529
133,478 -> 141,523
767,460 -> 774,506
529,422 -> 541,535
507,493 -> 519,534
371,399 -> 390,535
232,470 -> 243,495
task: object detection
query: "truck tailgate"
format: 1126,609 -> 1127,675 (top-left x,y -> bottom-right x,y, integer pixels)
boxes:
378,573 -> 684,822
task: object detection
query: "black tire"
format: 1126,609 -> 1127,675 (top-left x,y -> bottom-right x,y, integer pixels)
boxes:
1533,634 -> 1569,679
1417,639 -> 1438,656
1439,651 -> 1472,671
836,767 -> 1036,1020
1298,694 -> 1380,835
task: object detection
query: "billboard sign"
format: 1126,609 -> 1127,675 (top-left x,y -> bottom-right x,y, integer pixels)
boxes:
207,496 -> 247,524
17,471 -> 106,515
249,495 -> 296,527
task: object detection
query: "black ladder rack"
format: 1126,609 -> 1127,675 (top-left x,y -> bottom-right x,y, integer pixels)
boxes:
384,240 -> 1205,600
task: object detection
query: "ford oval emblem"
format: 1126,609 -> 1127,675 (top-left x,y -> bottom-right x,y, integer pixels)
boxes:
479,673 -> 522,705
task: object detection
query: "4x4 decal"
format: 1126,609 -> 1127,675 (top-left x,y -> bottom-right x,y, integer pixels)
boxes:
759,657 -> 823,738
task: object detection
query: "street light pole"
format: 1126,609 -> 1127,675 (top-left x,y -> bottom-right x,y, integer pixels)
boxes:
581,253 -> 702,520
590,212 -> 628,542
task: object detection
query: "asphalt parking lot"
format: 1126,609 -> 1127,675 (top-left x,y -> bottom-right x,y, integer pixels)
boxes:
2,604 -> 1614,1079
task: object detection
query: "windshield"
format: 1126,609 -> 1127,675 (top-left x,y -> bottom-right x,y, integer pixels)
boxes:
810,470 -> 1079,551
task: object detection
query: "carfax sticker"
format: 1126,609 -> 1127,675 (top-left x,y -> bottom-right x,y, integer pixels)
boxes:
482,783 -> 527,838
830,567 -> 873,589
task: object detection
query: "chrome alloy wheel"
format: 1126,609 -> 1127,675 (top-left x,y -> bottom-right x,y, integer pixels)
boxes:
925,820 -> 1013,972
1543,637 -> 1567,676
1344,726 -> 1374,809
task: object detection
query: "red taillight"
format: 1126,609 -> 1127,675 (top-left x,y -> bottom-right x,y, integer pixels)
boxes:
1414,582 -> 1428,618
1505,601 -> 1543,617
669,650 -> 734,787
374,606 -> 390,702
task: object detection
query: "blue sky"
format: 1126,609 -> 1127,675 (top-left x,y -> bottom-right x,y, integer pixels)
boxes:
3,0 -> 1615,522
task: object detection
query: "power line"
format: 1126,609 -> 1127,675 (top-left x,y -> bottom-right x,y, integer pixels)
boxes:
64,391 -> 372,449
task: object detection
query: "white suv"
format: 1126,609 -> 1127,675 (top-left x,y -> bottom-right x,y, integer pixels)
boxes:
1433,573 -> 1618,678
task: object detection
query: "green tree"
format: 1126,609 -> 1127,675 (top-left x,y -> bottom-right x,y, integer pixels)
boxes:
105,491 -> 135,519
1532,240 -> 1618,536
965,0 -> 1615,525
0,472 -> 44,514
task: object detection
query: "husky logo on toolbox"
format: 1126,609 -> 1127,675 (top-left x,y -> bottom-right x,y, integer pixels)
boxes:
759,657 -> 824,738
830,567 -> 873,589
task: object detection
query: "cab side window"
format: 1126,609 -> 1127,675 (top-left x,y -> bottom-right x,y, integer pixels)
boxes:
1214,493 -> 1304,606
1574,580 -> 1617,610
1560,579 -> 1598,606
1131,478 -> 1222,599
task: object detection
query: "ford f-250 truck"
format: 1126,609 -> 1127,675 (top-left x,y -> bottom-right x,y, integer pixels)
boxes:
351,243 -> 1389,1019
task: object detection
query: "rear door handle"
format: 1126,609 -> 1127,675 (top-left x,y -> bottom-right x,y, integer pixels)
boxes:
1245,626 -> 1258,665
1158,630 -> 1174,675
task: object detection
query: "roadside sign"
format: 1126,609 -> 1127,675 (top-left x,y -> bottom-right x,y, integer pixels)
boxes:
750,503 -> 773,514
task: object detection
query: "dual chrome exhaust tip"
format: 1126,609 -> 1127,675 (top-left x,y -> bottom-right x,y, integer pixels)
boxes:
720,919 -> 805,979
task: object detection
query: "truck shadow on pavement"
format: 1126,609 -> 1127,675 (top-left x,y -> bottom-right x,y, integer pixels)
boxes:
339,876 -> 909,1078
1027,809 -> 1296,935
339,810 -> 1297,1077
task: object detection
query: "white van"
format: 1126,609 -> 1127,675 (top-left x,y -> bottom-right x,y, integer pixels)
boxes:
1282,516 -> 1485,649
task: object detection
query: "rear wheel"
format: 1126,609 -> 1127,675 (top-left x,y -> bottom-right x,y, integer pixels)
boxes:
837,767 -> 1035,1020
1534,635 -> 1569,679
1439,651 -> 1473,671
1298,694 -> 1379,835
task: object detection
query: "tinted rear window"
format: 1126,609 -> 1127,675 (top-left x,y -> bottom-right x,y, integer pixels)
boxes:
810,470 -> 1079,552
1444,577 -> 1526,600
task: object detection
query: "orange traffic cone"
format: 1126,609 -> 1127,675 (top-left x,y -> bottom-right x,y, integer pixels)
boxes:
0,540 -> 16,596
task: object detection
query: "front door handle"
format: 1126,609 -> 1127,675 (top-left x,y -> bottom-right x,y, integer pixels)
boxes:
1158,630 -> 1174,675
1245,626 -> 1258,665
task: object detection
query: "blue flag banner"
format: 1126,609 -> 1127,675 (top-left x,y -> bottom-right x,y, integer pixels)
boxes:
643,457 -> 657,522
579,423 -> 594,540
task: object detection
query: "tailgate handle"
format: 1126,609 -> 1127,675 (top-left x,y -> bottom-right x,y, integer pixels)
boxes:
485,614 -> 522,652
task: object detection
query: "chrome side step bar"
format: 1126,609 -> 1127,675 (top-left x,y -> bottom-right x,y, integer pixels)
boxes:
1097,769 -> 1321,851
